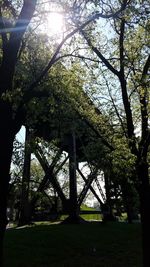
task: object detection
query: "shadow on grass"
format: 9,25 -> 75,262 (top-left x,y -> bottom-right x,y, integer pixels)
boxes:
4,222 -> 142,267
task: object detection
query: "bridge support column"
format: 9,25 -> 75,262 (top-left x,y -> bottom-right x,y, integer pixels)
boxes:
69,131 -> 78,219
62,131 -> 85,224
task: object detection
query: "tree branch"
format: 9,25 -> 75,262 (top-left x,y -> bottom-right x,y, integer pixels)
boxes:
118,18 -> 137,156
0,9 -> 8,54
0,0 -> 37,95
139,55 -> 150,144
17,1 -> 127,104
52,53 -> 101,64
119,18 -> 125,73
9,0 -> 37,64
141,54 -> 150,81
102,71 -> 127,137
80,29 -> 120,77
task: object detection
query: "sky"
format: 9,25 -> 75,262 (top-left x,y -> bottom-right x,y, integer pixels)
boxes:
16,126 -> 25,143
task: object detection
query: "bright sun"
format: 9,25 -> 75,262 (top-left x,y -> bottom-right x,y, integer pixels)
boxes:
46,12 -> 64,35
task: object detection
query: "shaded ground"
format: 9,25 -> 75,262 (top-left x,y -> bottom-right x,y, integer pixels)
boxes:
4,222 -> 142,267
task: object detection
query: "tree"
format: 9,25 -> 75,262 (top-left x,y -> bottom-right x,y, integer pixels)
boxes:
0,2 -> 38,262
110,137 -> 139,223
67,1 -> 149,265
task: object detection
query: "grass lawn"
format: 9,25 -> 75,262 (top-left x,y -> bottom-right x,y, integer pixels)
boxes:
4,222 -> 142,267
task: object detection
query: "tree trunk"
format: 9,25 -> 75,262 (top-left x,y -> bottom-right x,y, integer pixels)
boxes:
103,170 -> 114,221
0,101 -> 16,265
137,161 -> 150,267
121,181 -> 136,224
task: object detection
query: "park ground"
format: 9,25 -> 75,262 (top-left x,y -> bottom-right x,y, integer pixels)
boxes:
4,221 -> 142,267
